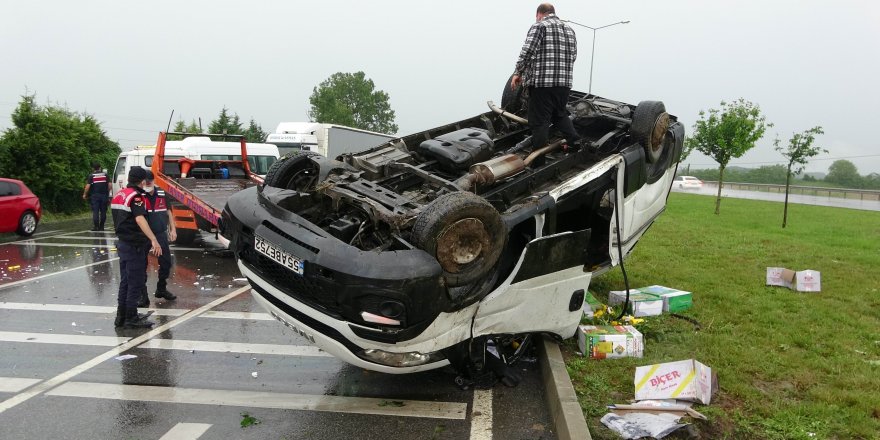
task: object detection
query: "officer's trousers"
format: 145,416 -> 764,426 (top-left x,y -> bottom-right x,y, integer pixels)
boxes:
90,196 -> 108,230
117,240 -> 148,312
154,233 -> 172,292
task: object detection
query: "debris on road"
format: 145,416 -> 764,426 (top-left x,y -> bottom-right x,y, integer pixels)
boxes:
251,371 -> 258,378
240,412 -> 261,428
601,412 -> 687,439
233,277 -> 248,286
577,325 -> 644,359
766,267 -> 821,292
114,354 -> 137,361
634,359 -> 715,404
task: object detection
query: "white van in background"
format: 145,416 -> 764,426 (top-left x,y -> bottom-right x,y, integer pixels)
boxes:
111,137 -> 279,194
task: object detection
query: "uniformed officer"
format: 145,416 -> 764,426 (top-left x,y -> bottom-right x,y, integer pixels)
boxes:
82,162 -> 110,231
139,171 -> 177,307
111,166 -> 162,328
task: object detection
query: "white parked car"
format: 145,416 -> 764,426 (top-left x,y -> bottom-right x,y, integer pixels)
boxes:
673,175 -> 703,189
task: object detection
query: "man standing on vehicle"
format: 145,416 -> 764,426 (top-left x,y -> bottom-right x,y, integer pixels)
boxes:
111,166 -> 162,328
83,162 -> 110,231
511,3 -> 580,153
138,171 -> 177,307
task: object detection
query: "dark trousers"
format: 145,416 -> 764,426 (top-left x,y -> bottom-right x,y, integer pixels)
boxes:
528,86 -> 580,150
155,233 -> 172,292
90,196 -> 108,230
117,240 -> 148,313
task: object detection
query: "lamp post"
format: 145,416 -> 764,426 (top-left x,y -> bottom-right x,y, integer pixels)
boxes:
563,20 -> 630,94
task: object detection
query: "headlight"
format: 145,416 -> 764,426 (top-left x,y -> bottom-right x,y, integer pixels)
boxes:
357,348 -> 446,367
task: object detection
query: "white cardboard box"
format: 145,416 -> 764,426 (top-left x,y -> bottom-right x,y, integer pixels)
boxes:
608,290 -> 664,317
766,267 -> 821,292
635,359 -> 714,404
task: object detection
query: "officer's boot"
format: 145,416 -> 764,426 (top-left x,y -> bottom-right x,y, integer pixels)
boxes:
123,309 -> 155,328
114,306 -> 126,328
155,280 -> 177,300
137,289 -> 150,308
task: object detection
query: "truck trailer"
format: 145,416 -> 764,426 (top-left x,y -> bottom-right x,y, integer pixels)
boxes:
265,122 -> 395,158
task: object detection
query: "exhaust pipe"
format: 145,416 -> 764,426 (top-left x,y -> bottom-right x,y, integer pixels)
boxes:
487,101 -> 529,125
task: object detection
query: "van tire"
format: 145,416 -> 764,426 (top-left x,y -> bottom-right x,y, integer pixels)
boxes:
264,151 -> 321,191
501,74 -> 529,118
630,101 -> 669,164
411,192 -> 506,287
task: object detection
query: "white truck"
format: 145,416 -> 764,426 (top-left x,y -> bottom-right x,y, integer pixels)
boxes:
265,122 -> 395,158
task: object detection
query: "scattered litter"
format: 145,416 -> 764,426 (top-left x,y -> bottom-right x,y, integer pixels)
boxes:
71,322 -> 77,327
610,401 -> 706,420
114,354 -> 137,361
582,292 -> 603,318
635,359 -> 716,404
251,372 -> 259,378
233,278 -> 248,286
601,412 -> 686,439
766,267 -> 821,292
193,282 -> 199,285
240,412 -> 261,428
866,360 -> 880,366
609,290 -> 663,317
577,325 -> 644,359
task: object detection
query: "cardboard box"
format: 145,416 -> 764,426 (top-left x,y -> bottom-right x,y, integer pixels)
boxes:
577,325 -> 644,359
766,267 -> 821,292
634,359 -> 714,404
638,285 -> 693,313
582,291 -> 603,318
608,290 -> 664,317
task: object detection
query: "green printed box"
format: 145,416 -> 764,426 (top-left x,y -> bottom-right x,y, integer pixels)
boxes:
638,285 -> 693,313
608,290 -> 663,317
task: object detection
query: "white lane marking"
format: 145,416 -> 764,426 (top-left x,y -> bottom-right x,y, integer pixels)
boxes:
0,258 -> 120,290
158,423 -> 212,440
138,339 -> 332,357
0,377 -> 42,393
6,242 -> 206,252
469,389 -> 493,440
0,302 -> 187,317
2,229 -> 88,245
199,310 -> 273,320
0,286 -> 249,414
30,230 -> 62,237
0,302 -> 267,320
48,382 -> 468,420
49,235 -> 119,241
0,331 -> 130,347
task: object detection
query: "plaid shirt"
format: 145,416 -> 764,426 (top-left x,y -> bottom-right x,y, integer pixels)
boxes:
514,13 -> 577,88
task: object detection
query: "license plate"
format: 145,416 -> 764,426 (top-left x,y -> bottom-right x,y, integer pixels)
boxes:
255,235 -> 304,275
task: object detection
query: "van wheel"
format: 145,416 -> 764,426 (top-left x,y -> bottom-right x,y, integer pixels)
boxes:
264,151 -> 321,191
175,229 -> 197,245
411,192 -> 506,287
16,211 -> 37,236
501,74 -> 529,118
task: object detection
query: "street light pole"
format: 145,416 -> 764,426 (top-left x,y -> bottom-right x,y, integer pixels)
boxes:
563,20 -> 630,94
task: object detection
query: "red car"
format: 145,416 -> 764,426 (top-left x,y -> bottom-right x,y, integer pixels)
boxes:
0,178 -> 41,236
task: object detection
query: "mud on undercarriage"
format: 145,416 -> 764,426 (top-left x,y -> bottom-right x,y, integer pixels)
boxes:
223,85 -> 683,385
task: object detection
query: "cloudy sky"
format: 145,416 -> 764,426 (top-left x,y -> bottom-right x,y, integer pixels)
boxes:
2,0 -> 878,174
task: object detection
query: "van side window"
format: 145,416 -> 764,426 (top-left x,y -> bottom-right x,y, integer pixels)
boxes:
113,157 -> 127,182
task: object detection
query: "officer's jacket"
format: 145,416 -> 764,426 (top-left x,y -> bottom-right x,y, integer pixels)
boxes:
145,188 -> 169,234
86,171 -> 109,198
111,186 -> 151,245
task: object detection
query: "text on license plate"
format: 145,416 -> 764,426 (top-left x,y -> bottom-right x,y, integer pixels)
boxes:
254,235 -> 304,275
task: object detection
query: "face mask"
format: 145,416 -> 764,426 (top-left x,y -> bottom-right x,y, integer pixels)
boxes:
144,185 -> 155,193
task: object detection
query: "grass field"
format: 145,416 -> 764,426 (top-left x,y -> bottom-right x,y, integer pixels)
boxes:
565,193 -> 880,439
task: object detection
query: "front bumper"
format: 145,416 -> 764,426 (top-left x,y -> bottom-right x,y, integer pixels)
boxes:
241,261 -> 451,373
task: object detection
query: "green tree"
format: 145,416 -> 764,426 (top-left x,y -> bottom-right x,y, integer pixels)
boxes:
825,159 -> 862,188
242,118 -> 267,143
774,126 -> 825,228
0,94 -> 120,213
208,107 -> 243,136
169,118 -> 203,140
308,71 -> 398,134
684,99 -> 771,214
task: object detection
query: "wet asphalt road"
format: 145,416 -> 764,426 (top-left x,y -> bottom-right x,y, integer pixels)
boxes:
0,219 -> 555,440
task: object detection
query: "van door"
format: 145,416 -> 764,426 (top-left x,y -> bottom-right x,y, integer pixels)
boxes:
112,156 -> 127,194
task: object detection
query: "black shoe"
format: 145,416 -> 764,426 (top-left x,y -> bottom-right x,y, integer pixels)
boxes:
155,290 -> 177,301
114,306 -> 126,327
137,290 -> 150,308
123,312 -> 155,328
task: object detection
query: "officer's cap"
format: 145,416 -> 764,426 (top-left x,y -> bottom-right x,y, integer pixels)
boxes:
145,170 -> 154,181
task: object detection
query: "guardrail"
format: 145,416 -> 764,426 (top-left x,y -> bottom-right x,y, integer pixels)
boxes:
701,181 -> 880,201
